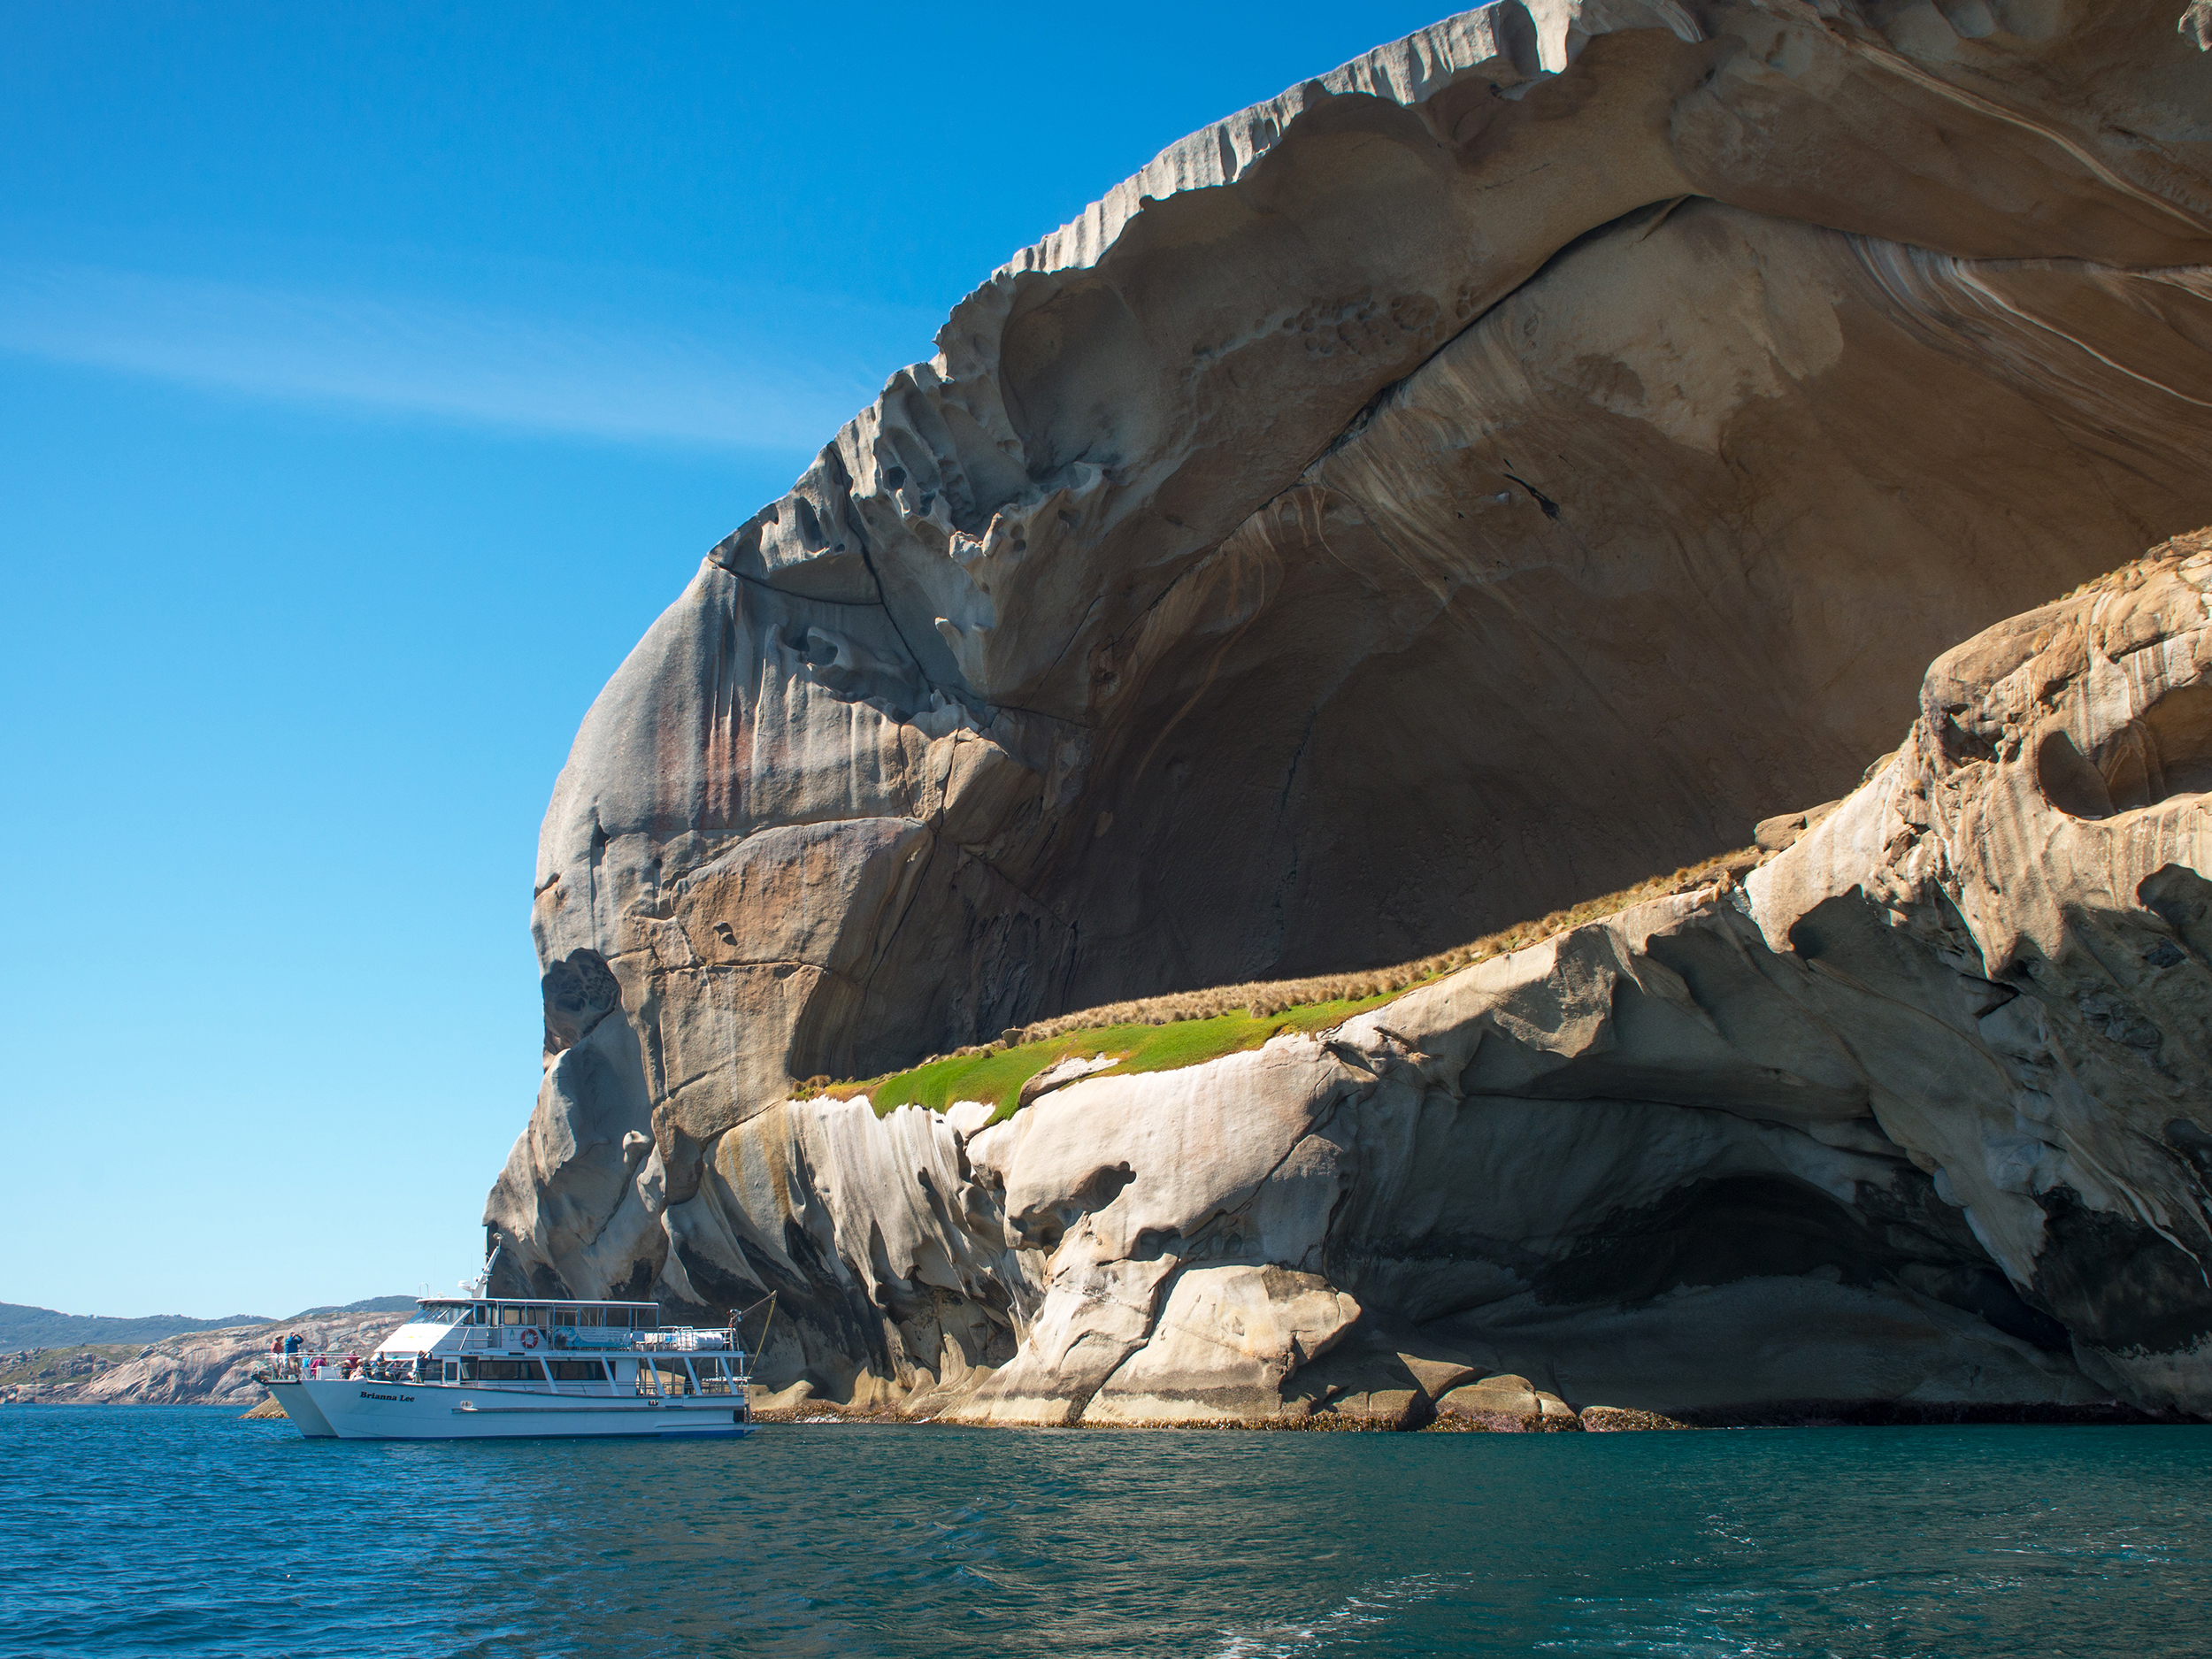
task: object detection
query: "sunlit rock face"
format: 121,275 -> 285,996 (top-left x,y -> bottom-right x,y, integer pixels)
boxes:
943,538 -> 2212,1422
487,4 -> 2212,1417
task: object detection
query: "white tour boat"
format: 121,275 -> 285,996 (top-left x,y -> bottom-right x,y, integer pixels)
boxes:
256,1294 -> 756,1440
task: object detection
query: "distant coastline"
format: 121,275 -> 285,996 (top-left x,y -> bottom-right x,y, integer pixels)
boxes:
0,1296 -> 413,1350
2,1301 -> 414,1408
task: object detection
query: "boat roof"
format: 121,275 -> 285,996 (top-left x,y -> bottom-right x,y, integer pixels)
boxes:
414,1296 -> 661,1309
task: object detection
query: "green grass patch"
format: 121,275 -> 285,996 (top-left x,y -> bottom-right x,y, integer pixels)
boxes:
832,990 -> 1402,1125
808,842 -> 1767,1128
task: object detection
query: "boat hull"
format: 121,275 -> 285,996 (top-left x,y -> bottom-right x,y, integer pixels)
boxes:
266,1379 -> 751,1441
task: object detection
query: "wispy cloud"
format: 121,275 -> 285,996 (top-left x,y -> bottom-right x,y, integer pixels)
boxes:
0,259 -> 933,450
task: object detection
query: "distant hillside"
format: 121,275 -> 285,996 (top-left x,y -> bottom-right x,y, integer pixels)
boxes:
1,1295 -> 417,1350
286,1296 -> 419,1319
0,1302 -> 271,1349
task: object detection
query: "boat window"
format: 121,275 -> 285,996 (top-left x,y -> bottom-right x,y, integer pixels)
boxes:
523,1305 -> 548,1325
601,1307 -> 630,1328
575,1306 -> 602,1326
500,1305 -> 524,1325
551,1306 -> 577,1325
415,1305 -> 465,1325
464,1359 -> 534,1382
547,1361 -> 607,1382
471,1303 -> 488,1325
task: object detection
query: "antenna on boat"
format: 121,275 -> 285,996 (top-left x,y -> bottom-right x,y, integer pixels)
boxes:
461,1241 -> 503,1298
730,1291 -> 777,1355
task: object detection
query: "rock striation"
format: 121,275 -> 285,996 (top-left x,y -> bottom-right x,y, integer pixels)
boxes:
488,4 -> 2212,1422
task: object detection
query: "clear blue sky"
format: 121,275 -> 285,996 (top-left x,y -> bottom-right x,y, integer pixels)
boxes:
2,2 -> 1455,1318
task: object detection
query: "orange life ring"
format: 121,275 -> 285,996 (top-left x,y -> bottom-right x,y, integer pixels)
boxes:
519,1327 -> 541,1349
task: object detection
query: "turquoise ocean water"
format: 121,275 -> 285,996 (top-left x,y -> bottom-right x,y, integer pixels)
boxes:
4,1407 -> 2208,1656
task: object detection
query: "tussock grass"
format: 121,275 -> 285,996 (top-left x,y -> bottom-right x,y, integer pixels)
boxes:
2054,526 -> 2212,603
1009,848 -> 1760,1039
803,846 -> 1761,1122
825,994 -> 1402,1126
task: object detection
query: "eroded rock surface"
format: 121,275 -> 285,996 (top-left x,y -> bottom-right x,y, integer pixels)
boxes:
584,535 -> 2212,1423
487,4 -> 2212,1420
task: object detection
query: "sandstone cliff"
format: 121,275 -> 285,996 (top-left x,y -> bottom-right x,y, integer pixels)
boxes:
487,3 -> 2212,1422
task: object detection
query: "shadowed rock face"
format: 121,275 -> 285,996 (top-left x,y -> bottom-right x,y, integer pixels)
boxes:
487,4 -> 2212,1417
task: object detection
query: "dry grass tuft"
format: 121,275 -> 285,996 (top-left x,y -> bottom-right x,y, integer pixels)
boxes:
1002,845 -> 1763,1043
2055,526 -> 2212,603
793,845 -> 1764,1110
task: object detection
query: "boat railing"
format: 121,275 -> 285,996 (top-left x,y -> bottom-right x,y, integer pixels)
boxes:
547,1328 -> 639,1350
446,1325 -> 729,1353
634,1368 -> 745,1398
249,1330 -> 751,1391
253,1356 -> 434,1385
453,1326 -> 634,1352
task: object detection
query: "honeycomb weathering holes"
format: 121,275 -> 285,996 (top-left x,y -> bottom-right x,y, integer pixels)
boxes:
2038,686 -> 2212,821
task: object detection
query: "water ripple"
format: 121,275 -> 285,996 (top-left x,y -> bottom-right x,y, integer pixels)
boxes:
3,1411 -> 2208,1656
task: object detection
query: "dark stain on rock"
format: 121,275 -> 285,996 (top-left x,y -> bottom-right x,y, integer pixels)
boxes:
2032,1184 -> 2212,1355
1528,1170 -> 2070,1351
2166,1118 -> 2212,1181
542,949 -> 621,1054
2140,864 -> 2212,964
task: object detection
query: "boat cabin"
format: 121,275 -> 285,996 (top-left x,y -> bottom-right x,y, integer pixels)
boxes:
409,1297 -> 662,1332
352,1296 -> 743,1397
255,1285 -> 758,1439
